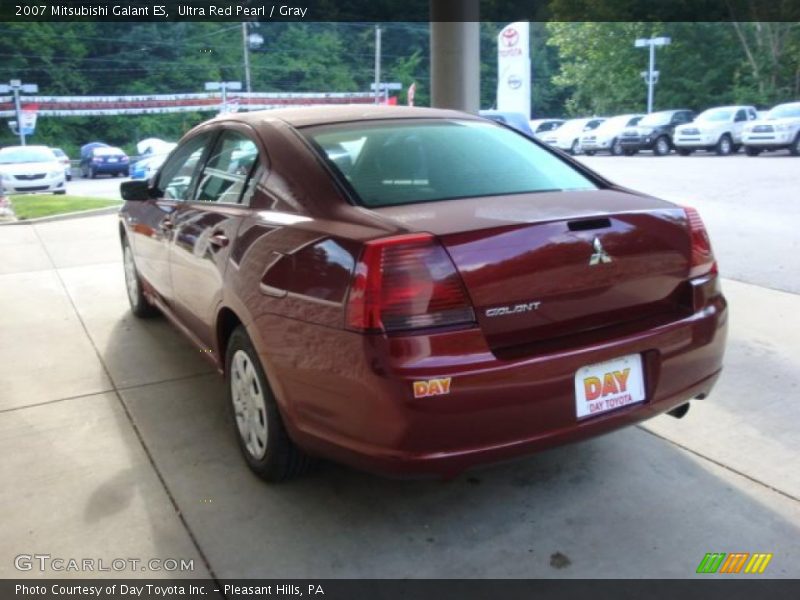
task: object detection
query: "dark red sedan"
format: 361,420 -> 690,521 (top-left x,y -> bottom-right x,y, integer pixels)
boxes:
119,106 -> 727,481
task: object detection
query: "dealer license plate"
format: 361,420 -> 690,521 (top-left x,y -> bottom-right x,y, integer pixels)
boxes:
574,353 -> 646,419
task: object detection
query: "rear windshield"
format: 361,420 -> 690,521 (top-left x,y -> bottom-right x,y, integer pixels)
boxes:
94,147 -> 125,156
305,120 -> 597,207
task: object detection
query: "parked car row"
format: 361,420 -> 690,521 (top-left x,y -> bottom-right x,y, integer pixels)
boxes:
524,101 -> 800,157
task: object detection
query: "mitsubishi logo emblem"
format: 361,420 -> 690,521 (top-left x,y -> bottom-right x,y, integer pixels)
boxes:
589,237 -> 612,265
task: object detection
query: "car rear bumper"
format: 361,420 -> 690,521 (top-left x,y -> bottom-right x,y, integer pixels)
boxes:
259,293 -> 728,478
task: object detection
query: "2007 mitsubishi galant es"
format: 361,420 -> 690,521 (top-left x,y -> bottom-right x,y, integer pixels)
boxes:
119,106 -> 727,482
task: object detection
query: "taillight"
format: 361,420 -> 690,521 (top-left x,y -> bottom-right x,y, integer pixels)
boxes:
684,206 -> 717,278
346,233 -> 476,333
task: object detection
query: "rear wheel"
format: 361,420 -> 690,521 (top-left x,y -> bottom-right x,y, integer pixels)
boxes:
653,136 -> 671,156
123,238 -> 159,318
226,326 -> 312,482
790,134 -> 800,156
715,134 -> 733,156
610,138 -> 624,156
745,146 -> 761,157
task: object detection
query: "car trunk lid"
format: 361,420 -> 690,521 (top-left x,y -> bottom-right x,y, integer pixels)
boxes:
372,190 -> 692,353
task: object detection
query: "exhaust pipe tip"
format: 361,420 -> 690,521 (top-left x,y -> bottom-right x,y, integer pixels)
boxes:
667,402 -> 691,419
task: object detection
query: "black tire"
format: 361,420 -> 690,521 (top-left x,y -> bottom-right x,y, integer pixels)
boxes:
732,144 -> 741,154
226,325 -> 312,482
653,136 -> 671,156
745,146 -> 761,157
569,139 -> 580,155
623,149 -> 638,156
715,134 -> 733,156
790,134 -> 800,156
54,189 -> 67,195
610,138 -> 624,156
122,237 -> 160,318
676,148 -> 693,156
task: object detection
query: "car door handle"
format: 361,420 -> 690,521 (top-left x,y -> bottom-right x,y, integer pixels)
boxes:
209,233 -> 229,248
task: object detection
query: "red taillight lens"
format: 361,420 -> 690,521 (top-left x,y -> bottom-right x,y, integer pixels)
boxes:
346,233 -> 476,333
684,206 -> 717,278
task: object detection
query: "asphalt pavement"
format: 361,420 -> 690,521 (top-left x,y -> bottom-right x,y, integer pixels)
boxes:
1,154 -> 798,579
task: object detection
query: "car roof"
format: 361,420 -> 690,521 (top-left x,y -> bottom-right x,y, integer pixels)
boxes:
211,105 -> 481,129
702,105 -> 754,110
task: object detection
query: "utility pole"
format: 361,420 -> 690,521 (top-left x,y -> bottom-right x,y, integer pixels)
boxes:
374,26 -> 382,104
635,37 -> 671,113
242,23 -> 252,95
0,79 -> 39,145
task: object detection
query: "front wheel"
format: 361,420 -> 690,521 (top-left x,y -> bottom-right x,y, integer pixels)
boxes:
790,134 -> 800,156
610,138 -> 624,156
715,134 -> 733,156
123,238 -> 159,318
653,136 -> 671,156
226,326 -> 312,482
745,146 -> 761,157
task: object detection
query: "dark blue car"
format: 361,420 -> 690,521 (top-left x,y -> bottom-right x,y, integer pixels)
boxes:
80,144 -> 130,178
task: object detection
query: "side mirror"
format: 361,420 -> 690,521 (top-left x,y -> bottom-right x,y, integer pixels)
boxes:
121,179 -> 154,202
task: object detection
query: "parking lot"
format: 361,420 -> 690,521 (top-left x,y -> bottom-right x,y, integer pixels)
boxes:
1,154 -> 798,579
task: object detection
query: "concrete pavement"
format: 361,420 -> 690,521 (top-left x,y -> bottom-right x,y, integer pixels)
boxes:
1,170 -> 799,578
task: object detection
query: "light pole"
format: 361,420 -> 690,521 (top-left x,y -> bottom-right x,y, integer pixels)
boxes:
634,36 -> 670,113
205,81 -> 242,114
0,79 -> 39,145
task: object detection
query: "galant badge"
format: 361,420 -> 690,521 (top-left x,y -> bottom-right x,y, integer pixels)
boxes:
589,237 -> 612,265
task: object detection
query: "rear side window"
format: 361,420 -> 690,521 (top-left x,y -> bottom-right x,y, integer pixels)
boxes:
195,131 -> 260,204
306,120 -> 596,207
157,132 -> 213,201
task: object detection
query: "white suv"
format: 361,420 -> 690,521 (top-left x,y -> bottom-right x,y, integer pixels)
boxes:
580,114 -> 644,156
674,105 -> 757,156
540,117 -> 606,154
742,102 -> 800,156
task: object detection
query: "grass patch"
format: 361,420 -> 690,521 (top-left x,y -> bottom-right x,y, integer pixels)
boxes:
10,194 -> 120,220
